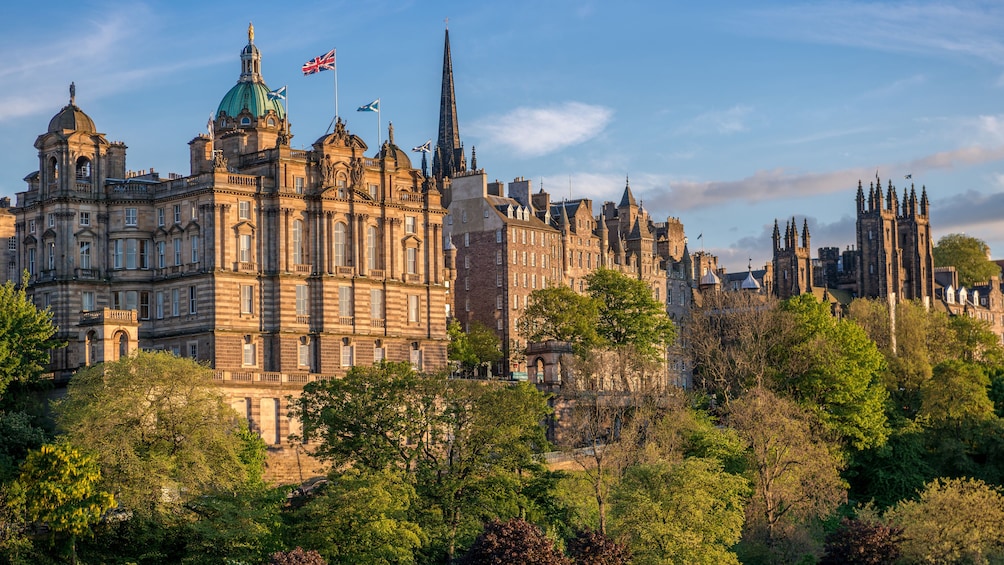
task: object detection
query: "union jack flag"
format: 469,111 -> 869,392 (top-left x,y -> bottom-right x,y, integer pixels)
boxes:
302,49 -> 336,76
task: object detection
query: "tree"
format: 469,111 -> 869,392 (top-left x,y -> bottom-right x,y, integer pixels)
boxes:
727,387 -> 846,552
55,351 -> 252,518
292,468 -> 425,565
933,233 -> 1000,288
779,294 -> 890,450
919,360 -> 995,428
819,518 -> 902,565
518,287 -> 600,352
18,442 -> 116,563
887,477 -> 1004,564
459,518 -> 570,565
585,268 -> 675,360
269,547 -> 327,565
449,320 -> 503,377
566,529 -> 632,565
610,458 -> 749,565
0,277 -> 63,399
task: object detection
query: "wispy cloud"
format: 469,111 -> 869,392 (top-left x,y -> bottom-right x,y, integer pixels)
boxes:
469,102 -> 612,157
677,104 -> 753,135
738,1 -> 1004,65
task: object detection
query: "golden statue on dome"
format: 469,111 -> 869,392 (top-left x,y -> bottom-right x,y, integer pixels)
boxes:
248,22 -> 254,43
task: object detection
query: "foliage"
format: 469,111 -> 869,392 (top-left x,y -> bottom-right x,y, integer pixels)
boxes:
887,477 -> 1004,564
819,518 -> 902,565
459,518 -> 570,565
610,458 -> 749,565
728,387 -> 846,550
779,294 -> 890,450
0,479 -> 35,563
585,268 -> 676,360
55,351 -> 251,519
292,468 -> 425,565
0,278 -> 63,399
948,314 -> 1004,366
518,286 -> 601,352
269,547 -> 327,565
448,320 -> 503,377
847,422 -> 932,509
933,233 -> 1000,288
919,360 -> 995,427
566,529 -> 632,565
0,410 -> 50,482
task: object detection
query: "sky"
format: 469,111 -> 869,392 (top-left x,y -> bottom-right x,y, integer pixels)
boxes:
2,0 -> 1004,273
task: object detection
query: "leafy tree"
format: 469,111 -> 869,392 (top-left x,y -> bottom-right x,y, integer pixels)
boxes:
518,286 -> 601,352
55,351 -> 251,519
933,233 -> 1000,288
269,547 -> 327,565
610,458 -> 749,565
0,410 -> 50,482
847,422 -> 932,509
459,518 -> 569,565
292,468 -> 425,565
919,360 -> 995,428
0,277 -> 63,399
728,387 -> 846,551
887,477 -> 1004,564
566,529 -> 631,565
779,294 -> 890,450
948,314 -> 1004,366
18,442 -> 116,562
819,518 -> 902,565
585,268 -> 675,360
448,320 -> 503,377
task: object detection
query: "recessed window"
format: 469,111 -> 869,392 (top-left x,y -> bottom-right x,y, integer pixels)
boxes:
173,205 -> 181,224
238,201 -> 251,220
79,212 -> 90,226
124,208 -> 137,227
405,216 -> 416,234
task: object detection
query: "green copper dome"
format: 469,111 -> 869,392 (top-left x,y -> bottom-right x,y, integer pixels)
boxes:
217,81 -> 284,121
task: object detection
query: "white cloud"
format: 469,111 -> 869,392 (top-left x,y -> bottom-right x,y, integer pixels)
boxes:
678,104 -> 753,135
469,102 -> 612,157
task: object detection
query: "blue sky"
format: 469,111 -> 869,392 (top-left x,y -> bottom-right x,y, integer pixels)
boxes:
3,0 -> 1004,273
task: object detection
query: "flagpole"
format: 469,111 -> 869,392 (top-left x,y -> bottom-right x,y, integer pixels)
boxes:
334,56 -> 339,121
377,99 -> 382,146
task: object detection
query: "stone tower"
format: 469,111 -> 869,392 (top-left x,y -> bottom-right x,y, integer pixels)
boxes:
772,217 -> 813,300
432,27 -> 467,204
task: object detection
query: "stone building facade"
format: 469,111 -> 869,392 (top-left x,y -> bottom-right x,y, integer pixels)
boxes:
13,28 -> 451,481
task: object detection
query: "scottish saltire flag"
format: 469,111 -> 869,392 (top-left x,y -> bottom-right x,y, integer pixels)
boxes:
302,49 -> 336,75
905,174 -> 912,179
267,86 -> 286,101
412,140 -> 432,153
357,99 -> 380,112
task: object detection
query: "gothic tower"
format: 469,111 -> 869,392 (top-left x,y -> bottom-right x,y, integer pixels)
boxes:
432,26 -> 467,203
772,217 -> 813,300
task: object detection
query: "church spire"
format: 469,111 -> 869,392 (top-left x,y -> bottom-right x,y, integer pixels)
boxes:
432,26 -> 466,182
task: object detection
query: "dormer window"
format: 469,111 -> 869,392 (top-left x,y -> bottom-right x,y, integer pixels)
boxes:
267,118 -> 276,127
240,117 -> 251,126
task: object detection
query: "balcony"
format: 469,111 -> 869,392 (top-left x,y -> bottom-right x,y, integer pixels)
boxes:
336,266 -> 354,276
79,308 -> 137,326
337,316 -> 353,326
295,315 -> 310,325
74,268 -> 99,280
293,263 -> 311,274
234,261 -> 257,273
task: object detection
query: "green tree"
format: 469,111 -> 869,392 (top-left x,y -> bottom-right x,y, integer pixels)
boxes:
933,233 -> 1000,288
780,294 -> 890,450
920,360 -> 995,428
293,468 -> 425,565
18,442 -> 116,562
610,458 -> 749,565
55,351 -> 252,519
887,477 -> 1004,564
448,320 -> 503,378
518,286 -> 600,352
0,278 -> 63,399
585,268 -> 675,360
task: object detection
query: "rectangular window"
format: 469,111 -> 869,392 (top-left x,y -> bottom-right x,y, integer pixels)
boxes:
47,243 -> 54,270
79,212 -> 90,226
464,256 -> 470,269
370,289 -> 384,320
368,184 -> 378,200
139,292 -> 150,320
173,238 -> 182,266
496,271 -> 502,287
238,201 -> 251,220
373,343 -> 385,363
408,295 -> 419,323
405,216 -> 416,234
497,295 -> 503,310
171,288 -> 179,317
299,342 -> 310,367
241,285 -> 254,314
189,286 -> 197,314
126,239 -> 137,269
496,250 -> 502,265
157,241 -> 166,269
188,341 -> 198,359
113,240 -> 123,269
82,291 -> 95,312
406,247 -> 417,274
243,341 -> 256,366
124,208 -> 137,226
295,285 -> 308,316
190,236 -> 199,263
157,208 -> 165,226
295,177 -> 305,194
496,229 -> 502,243
339,286 -> 352,318
341,344 -> 354,367
27,248 -> 35,275
79,241 -> 91,269
139,240 -> 149,269
47,213 -> 55,228
7,237 -> 14,251
173,204 -> 181,224
28,220 -> 35,234
239,234 -> 251,263
156,291 -> 164,319
464,233 -> 470,247
191,203 -> 198,220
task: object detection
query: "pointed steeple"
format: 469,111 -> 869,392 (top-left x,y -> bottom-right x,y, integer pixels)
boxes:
802,218 -> 810,249
618,175 -> 636,208
920,186 -> 929,216
432,27 -> 466,182
772,218 -> 781,251
856,180 -> 865,213
470,145 -> 477,171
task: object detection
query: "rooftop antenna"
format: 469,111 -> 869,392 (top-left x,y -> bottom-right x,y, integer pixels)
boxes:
568,174 -> 572,199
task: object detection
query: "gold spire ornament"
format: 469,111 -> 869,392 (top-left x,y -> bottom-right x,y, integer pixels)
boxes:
248,22 -> 254,43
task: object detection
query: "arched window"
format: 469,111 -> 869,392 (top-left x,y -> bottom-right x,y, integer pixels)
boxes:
366,226 -> 378,270
49,157 -> 59,181
292,219 -> 304,265
240,117 -> 251,126
334,222 -> 347,267
267,117 -> 276,127
75,157 -> 92,179
116,331 -> 128,360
